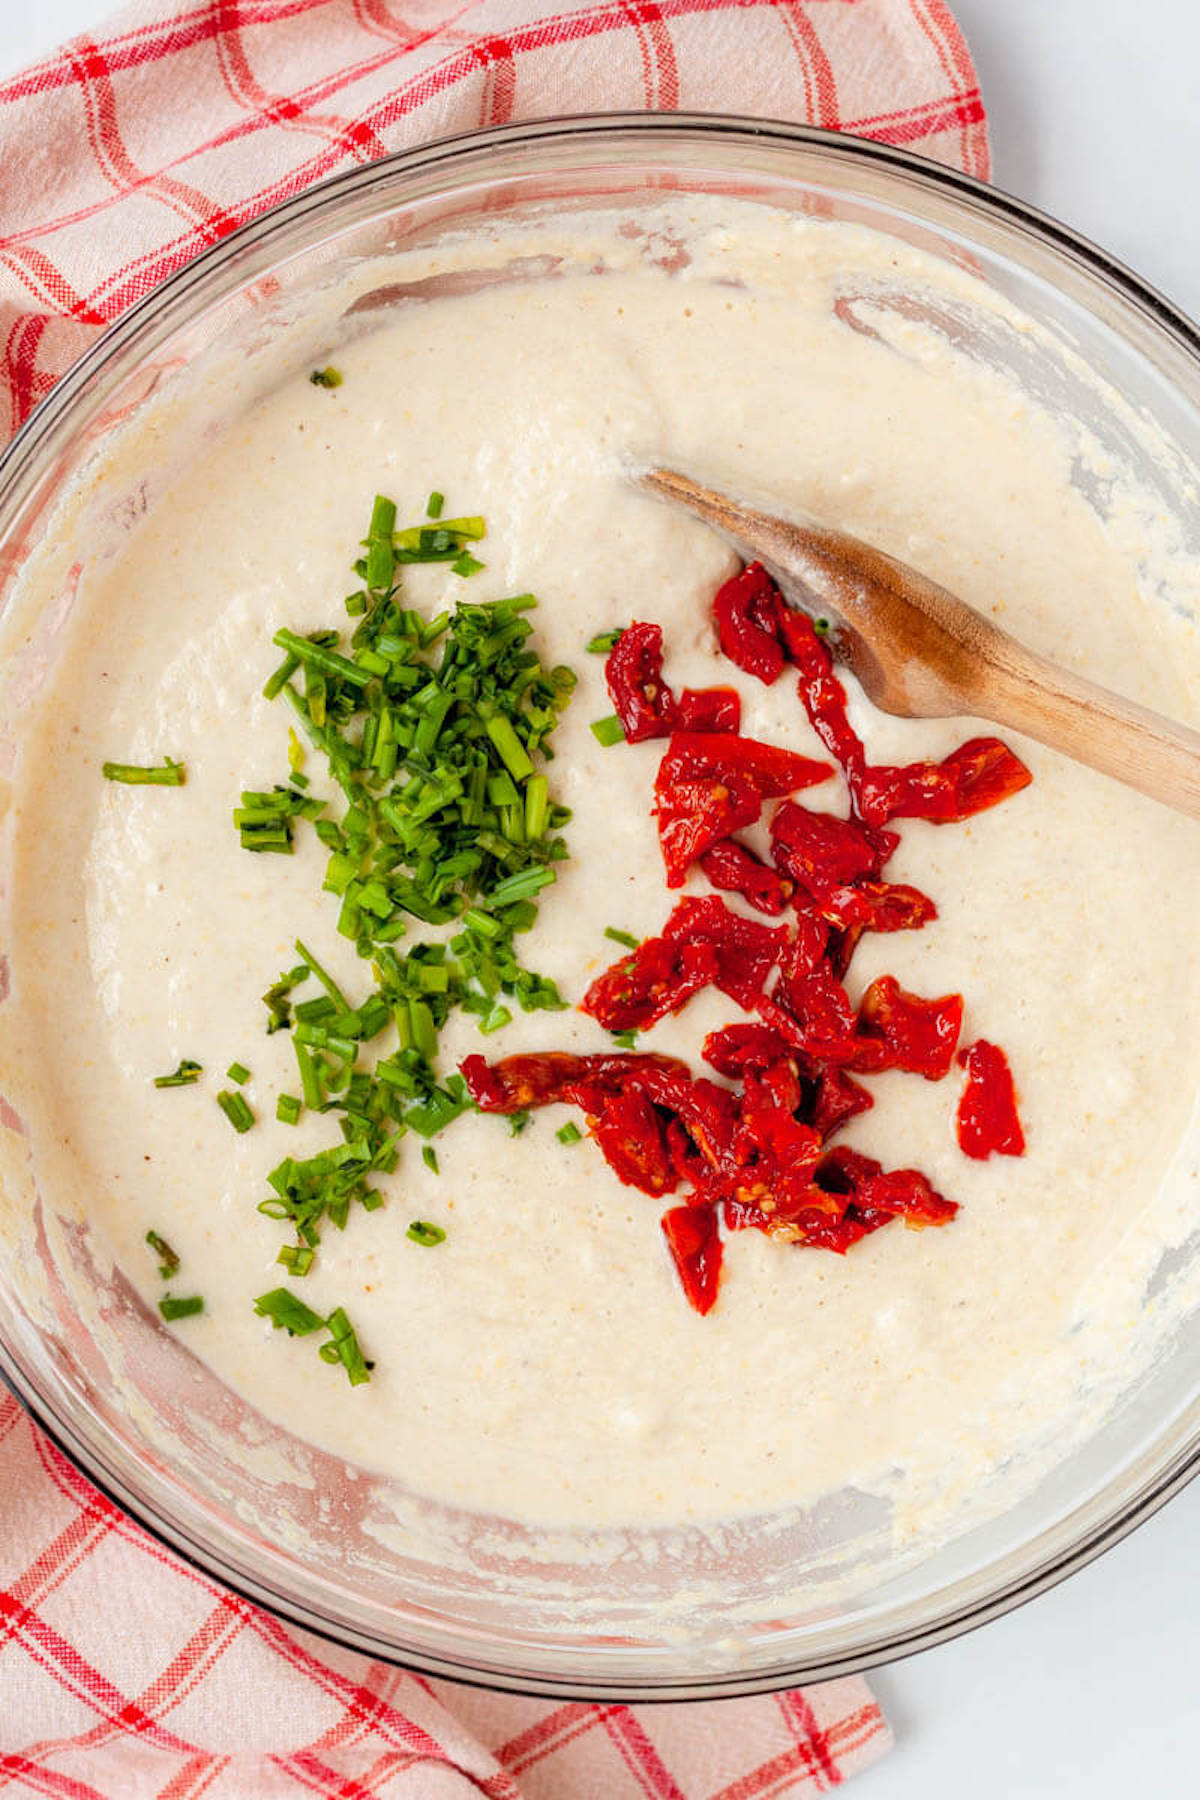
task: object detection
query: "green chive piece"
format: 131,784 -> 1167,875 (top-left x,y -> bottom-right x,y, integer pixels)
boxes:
485,715 -> 534,781
153,1059 -> 203,1089
309,366 -> 344,389
103,758 -> 185,786
586,629 -> 623,654
293,938 -> 350,1012
507,1111 -> 531,1137
610,1030 -> 639,1049
216,1090 -> 255,1133
813,616 -> 832,637
524,773 -> 549,840
226,1061 -> 251,1086
589,715 -> 625,747
254,1286 -> 325,1336
451,551 -> 484,578
489,865 -> 554,907
276,1094 -> 302,1126
556,1121 -> 583,1145
321,1307 -> 371,1385
421,1145 -> 439,1175
426,491 -> 445,519
277,1243 -> 314,1276
159,1295 -> 204,1321
604,927 -> 641,950
407,1220 -> 446,1247
145,1230 -> 180,1279
272,629 -> 370,689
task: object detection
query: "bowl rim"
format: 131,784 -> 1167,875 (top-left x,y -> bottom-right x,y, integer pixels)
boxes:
2,109 -> 1199,1701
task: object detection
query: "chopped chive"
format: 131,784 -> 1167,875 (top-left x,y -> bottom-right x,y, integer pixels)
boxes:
320,1307 -> 371,1385
610,1030 -> 639,1049
489,865 -> 554,907
309,366 -> 343,388
254,1286 -> 324,1336
451,551 -> 485,578
153,1059 -> 203,1089
272,629 -> 370,689
226,1061 -> 251,1085
556,1121 -> 583,1145
586,629 -> 623,654
421,1145 -> 439,1174
813,616 -> 832,637
604,926 -> 641,950
407,1220 -> 446,1247
216,1090 -> 255,1133
277,1243 -> 314,1276
145,1229 -> 179,1279
479,1004 -> 512,1036
159,1295 -> 204,1321
293,938 -> 350,1012
103,758 -> 185,786
276,1093 -> 302,1126
507,1110 -> 531,1137
524,773 -> 549,839
589,715 -> 625,747
485,715 -> 534,781
426,491 -> 445,519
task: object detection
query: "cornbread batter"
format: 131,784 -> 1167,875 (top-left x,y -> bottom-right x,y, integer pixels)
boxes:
3,202 -> 1198,1534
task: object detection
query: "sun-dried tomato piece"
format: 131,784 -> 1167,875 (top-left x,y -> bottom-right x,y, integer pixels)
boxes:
809,1063 -> 874,1139
583,898 -> 786,1028
956,1039 -> 1026,1159
659,731 -> 832,799
860,1167 -> 959,1226
795,1207 -> 896,1253
459,1050 -> 689,1113
738,1063 -> 823,1166
778,608 -> 869,789
589,1089 -> 678,1197
699,838 -> 793,915
814,879 -> 938,936
581,934 -> 720,1032
713,561 -> 787,685
661,895 -> 788,1010
661,1204 -> 723,1314
812,1143 -> 881,1195
764,962 -> 862,1063
702,1023 -> 793,1078
855,738 -> 1033,828
655,774 -> 763,887
604,621 -> 678,743
604,623 -> 744,743
632,1062 -> 741,1176
852,975 -> 963,1080
784,911 -> 834,981
770,801 -> 898,890
676,685 -> 742,733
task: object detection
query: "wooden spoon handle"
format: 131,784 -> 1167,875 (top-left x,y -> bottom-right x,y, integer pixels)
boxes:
978,648 -> 1200,819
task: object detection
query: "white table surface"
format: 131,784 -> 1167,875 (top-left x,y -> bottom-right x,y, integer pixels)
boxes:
1,1 -> 1197,1792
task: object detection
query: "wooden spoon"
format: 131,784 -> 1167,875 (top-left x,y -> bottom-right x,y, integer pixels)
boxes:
637,467 -> 1200,820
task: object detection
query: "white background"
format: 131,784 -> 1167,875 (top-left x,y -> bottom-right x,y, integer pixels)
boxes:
0,2 -> 1197,1793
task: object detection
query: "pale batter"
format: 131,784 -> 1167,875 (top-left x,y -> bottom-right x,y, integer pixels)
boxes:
2,202 -> 1199,1535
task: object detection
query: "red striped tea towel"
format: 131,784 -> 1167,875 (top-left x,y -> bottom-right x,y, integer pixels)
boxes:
0,2 -> 988,1793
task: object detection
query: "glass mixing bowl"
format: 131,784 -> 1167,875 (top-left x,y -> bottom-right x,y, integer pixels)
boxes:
1,115 -> 1198,1700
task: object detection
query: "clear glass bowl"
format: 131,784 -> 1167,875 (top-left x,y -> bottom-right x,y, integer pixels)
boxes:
1,115 -> 1198,1700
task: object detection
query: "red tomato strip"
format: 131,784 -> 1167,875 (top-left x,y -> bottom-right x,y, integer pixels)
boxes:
956,1039 -> 1026,1158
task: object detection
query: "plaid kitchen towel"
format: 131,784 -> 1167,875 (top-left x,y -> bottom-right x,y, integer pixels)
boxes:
0,0 -> 989,1792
